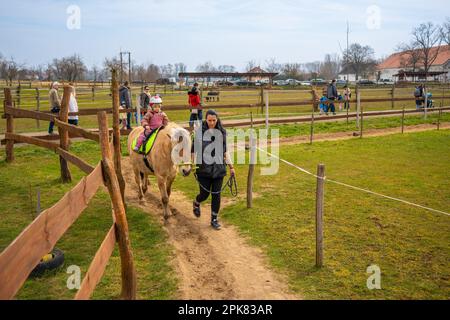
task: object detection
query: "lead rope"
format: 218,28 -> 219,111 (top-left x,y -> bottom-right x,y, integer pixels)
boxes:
194,172 -> 238,197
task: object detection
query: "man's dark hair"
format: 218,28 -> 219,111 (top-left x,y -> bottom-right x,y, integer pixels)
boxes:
124,81 -> 129,86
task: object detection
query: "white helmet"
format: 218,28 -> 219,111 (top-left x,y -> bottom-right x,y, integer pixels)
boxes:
150,95 -> 162,104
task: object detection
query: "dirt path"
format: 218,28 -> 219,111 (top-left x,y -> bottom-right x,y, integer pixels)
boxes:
122,158 -> 299,300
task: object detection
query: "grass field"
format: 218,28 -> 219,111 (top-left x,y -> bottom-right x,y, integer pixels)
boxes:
0,119 -> 449,299
0,140 -> 177,300
173,130 -> 450,299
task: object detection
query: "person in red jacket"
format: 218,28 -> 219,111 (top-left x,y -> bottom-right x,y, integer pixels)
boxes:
188,83 -> 202,129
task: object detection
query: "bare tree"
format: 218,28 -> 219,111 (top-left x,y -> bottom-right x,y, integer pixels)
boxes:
4,58 -> 23,85
441,17 -> 450,46
0,53 -> 6,80
303,61 -> 321,80
174,62 -> 187,78
396,41 -> 423,81
160,63 -> 174,78
50,55 -> 87,82
412,22 -> 443,80
320,54 -> 341,80
245,60 -> 257,72
104,57 -> 124,81
147,64 -> 161,82
217,65 -> 236,73
265,58 -> 282,73
342,43 -> 376,81
282,63 -> 302,79
196,61 -> 216,72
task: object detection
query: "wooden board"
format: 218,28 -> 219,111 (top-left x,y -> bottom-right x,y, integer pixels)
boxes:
54,147 -> 95,174
74,225 -> 116,300
0,163 -> 104,299
4,106 -> 55,121
5,133 -> 59,151
54,119 -> 100,142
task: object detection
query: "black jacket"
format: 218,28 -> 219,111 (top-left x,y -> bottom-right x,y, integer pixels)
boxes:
193,122 -> 227,179
119,86 -> 131,107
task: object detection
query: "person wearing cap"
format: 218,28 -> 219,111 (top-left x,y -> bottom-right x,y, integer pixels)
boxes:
48,81 -> 61,134
133,95 -> 169,152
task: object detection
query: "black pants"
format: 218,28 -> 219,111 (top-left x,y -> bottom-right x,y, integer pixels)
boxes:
196,176 -> 224,214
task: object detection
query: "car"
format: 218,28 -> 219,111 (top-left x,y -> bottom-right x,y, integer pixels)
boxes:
310,79 -> 327,86
300,81 -> 311,86
234,79 -> 256,86
273,80 -> 287,86
215,80 -> 234,86
378,79 -> 394,85
285,79 -> 302,85
357,79 -> 376,85
336,79 -> 348,86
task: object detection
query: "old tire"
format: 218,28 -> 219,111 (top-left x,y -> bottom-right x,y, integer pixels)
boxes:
29,248 -> 65,278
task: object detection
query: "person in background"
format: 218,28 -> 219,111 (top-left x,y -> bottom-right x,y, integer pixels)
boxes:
326,79 -> 337,115
343,85 -> 351,110
119,81 -> 132,129
138,85 -> 151,121
319,95 -> 328,115
48,81 -> 61,134
414,84 -> 424,109
337,93 -> 344,111
68,85 -> 79,126
188,83 -> 203,130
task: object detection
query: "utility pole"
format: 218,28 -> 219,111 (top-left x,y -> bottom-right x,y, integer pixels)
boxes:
346,20 -> 349,84
120,51 -> 131,84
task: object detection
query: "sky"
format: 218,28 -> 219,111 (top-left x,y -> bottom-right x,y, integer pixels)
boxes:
0,0 -> 448,71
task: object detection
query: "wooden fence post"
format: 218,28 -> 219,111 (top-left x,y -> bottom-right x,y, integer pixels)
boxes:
112,70 -> 126,204
310,105 -> 315,145
356,86 -> 361,129
311,88 -> 319,112
247,112 -> 256,209
91,86 -> 95,102
4,88 -> 14,163
97,111 -> 137,300
437,103 -> 442,131
35,88 -> 40,128
360,103 -> 364,138
315,164 -> 325,268
17,83 -> 21,108
265,90 -> 269,130
401,107 -> 405,134
58,86 -> 72,183
391,84 -> 395,109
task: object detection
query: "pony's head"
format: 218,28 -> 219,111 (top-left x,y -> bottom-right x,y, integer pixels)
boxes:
168,127 -> 192,177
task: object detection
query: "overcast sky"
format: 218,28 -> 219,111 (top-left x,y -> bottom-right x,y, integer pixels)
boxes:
0,0 -> 448,70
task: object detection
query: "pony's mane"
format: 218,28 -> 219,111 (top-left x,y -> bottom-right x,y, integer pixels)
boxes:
168,125 -> 190,144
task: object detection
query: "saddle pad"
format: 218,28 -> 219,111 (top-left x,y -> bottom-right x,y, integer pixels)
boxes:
132,128 -> 161,155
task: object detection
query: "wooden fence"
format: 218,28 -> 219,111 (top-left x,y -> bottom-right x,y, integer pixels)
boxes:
0,70 -> 135,300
